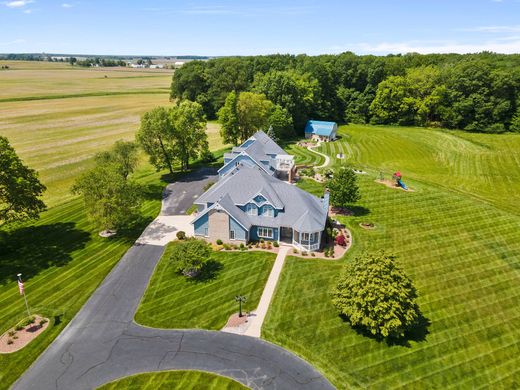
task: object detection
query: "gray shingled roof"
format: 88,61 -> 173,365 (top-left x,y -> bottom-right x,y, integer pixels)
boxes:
195,165 -> 328,232
220,131 -> 286,175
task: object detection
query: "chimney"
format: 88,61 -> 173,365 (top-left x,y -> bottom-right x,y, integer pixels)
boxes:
322,189 -> 330,213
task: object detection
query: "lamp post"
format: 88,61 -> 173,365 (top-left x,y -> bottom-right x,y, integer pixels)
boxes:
235,295 -> 247,317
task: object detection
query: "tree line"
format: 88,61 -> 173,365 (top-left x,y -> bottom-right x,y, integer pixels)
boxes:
170,51 -> 520,135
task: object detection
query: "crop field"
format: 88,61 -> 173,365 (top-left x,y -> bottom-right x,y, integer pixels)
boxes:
0,61 -> 226,207
263,124 -> 520,388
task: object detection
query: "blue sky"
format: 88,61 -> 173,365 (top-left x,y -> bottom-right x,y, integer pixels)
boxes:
1,0 -> 520,56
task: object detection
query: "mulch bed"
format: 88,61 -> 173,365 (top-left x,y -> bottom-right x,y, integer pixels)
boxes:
224,313 -> 250,328
0,315 -> 49,354
359,222 -> 376,230
375,179 -> 414,192
329,205 -> 354,217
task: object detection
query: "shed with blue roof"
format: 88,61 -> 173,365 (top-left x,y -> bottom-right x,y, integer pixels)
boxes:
304,120 -> 338,142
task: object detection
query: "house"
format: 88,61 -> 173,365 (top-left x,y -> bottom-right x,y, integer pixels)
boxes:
304,120 -> 338,142
220,131 -> 296,182
191,131 -> 329,252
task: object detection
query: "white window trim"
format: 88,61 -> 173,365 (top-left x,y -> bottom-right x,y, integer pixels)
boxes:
246,203 -> 257,216
204,227 -> 209,237
262,205 -> 274,217
258,227 -> 273,239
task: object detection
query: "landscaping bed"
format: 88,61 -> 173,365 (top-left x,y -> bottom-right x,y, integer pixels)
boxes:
0,315 -> 49,354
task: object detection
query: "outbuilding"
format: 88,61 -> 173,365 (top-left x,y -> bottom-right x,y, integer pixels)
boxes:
304,120 -> 338,142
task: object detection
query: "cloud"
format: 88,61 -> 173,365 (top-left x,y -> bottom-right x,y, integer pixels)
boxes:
460,25 -> 520,33
332,38 -> 520,55
0,38 -> 26,46
3,0 -> 33,8
61,3 -> 73,8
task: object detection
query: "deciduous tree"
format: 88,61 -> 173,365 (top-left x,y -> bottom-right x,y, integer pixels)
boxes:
328,168 -> 360,207
95,140 -> 139,180
0,136 -> 46,224
331,251 -> 421,339
169,238 -> 212,278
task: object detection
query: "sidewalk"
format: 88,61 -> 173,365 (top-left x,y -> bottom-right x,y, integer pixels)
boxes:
244,246 -> 289,338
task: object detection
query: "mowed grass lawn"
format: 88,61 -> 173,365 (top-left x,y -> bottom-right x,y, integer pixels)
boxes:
98,370 -> 247,390
135,244 -> 275,329
0,163 -> 167,389
263,125 -> 520,388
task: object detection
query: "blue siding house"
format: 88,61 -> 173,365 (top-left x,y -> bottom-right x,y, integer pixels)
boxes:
191,131 -> 329,252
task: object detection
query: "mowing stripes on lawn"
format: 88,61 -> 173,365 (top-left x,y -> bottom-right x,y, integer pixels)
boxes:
263,174 -> 520,389
98,370 -> 247,390
135,247 -> 275,330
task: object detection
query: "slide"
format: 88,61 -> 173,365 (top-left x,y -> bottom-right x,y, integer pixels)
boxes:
397,179 -> 408,190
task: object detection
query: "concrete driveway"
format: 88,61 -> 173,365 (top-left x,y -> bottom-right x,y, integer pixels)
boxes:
12,167 -> 334,390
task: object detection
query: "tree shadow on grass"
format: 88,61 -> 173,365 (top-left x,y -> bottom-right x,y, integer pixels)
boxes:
339,312 -> 431,348
188,260 -> 224,284
0,222 -> 90,285
349,205 -> 370,217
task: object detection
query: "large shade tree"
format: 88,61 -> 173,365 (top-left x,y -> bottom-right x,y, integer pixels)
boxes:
71,164 -> 142,232
95,140 -> 139,180
137,102 -> 209,173
332,251 -> 421,339
0,136 -> 46,224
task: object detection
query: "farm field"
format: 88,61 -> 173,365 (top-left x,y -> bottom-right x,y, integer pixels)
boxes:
263,124 -> 520,388
0,61 -> 227,207
98,370 -> 247,390
135,246 -> 275,330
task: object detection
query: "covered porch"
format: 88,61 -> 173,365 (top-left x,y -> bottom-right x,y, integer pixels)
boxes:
280,226 -> 322,252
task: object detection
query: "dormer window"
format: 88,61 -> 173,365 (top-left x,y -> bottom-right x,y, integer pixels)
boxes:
263,205 -> 274,217
246,203 -> 257,216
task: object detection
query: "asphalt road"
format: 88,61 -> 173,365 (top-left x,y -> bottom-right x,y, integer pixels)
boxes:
12,168 -> 334,390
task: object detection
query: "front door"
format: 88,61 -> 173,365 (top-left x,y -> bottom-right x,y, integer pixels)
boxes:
280,226 -> 292,243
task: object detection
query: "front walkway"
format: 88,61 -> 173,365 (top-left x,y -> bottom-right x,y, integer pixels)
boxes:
244,246 -> 290,338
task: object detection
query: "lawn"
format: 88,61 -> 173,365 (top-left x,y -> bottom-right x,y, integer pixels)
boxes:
263,125 -> 520,388
98,370 -> 247,390
135,245 -> 275,330
0,162 -> 166,389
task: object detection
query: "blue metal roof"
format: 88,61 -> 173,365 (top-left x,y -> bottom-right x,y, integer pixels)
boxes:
304,120 -> 337,136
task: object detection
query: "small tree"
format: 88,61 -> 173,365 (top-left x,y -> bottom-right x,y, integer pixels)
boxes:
331,252 -> 421,339
72,165 -> 142,232
328,168 -> 360,207
95,140 -> 139,180
0,136 -> 46,224
169,238 -> 212,278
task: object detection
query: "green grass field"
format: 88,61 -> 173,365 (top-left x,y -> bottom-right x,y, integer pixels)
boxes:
285,143 -> 326,167
135,245 -> 275,330
263,124 -> 520,388
98,370 -> 247,390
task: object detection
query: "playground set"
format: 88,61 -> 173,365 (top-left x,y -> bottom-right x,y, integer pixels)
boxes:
392,171 -> 408,190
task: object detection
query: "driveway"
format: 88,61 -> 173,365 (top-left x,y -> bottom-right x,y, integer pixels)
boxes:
12,168 -> 334,390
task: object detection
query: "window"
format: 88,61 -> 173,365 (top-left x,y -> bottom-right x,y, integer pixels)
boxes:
262,205 -> 274,217
204,228 -> 208,237
301,232 -> 310,242
230,230 -> 235,240
257,227 -> 273,239
246,203 -> 257,216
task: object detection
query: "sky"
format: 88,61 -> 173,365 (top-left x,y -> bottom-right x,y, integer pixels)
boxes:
1,0 -> 520,56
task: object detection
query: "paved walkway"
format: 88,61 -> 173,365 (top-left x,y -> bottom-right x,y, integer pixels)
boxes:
13,170 -> 334,390
307,143 -> 330,169
244,246 -> 290,338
